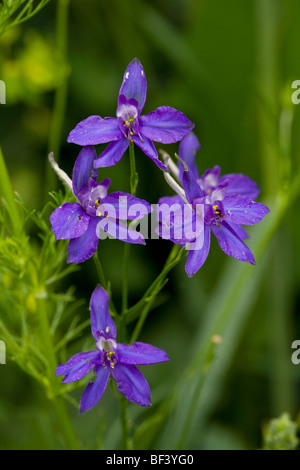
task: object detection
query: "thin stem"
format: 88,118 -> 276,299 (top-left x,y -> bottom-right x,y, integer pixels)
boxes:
52,396 -> 80,450
119,142 -> 138,446
0,145 -> 22,236
255,0 -> 281,197
93,250 -> 118,317
129,141 -> 138,196
130,288 -> 165,344
37,298 -> 79,449
121,243 -> 130,314
93,250 -> 107,289
126,244 -> 183,325
121,143 -> 138,315
0,0 -> 51,35
120,395 -> 130,450
130,245 -> 184,343
45,0 -> 70,201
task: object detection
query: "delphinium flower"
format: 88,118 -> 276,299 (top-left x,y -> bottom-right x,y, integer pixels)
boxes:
49,145 -> 151,263
157,132 -> 270,277
56,285 -> 170,412
67,58 -> 194,171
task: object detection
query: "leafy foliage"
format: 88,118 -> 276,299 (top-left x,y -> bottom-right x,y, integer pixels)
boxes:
0,0 -> 50,35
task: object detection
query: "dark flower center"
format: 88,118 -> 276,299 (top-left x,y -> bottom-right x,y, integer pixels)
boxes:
211,204 -> 225,227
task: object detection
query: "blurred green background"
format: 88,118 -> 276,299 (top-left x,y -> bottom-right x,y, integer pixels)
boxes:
0,0 -> 300,450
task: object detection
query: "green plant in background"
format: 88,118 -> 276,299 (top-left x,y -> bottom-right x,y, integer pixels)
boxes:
0,29 -> 63,104
0,0 -> 50,35
0,0 -> 300,451
262,413 -> 299,450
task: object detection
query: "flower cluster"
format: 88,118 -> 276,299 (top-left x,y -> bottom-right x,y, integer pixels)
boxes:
50,58 -> 270,413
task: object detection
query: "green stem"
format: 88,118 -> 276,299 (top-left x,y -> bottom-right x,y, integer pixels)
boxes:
121,243 -> 130,315
121,143 -> 138,315
52,395 -> 80,450
119,142 -> 139,445
129,142 -> 138,196
0,0 -> 51,35
45,0 -> 70,201
93,250 -> 107,289
269,230 -> 295,416
37,298 -> 79,449
120,395 -> 130,450
126,244 -> 184,325
0,145 -> 22,236
93,250 -> 118,317
129,244 -> 184,342
130,292 -> 162,344
255,0 -> 281,198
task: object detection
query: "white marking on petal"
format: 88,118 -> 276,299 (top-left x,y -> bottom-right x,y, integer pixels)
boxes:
116,103 -> 138,120
96,337 -> 117,352
164,172 -> 189,205
141,70 -> 144,76
105,326 -> 109,333
125,72 -> 129,79
160,151 -> 180,180
48,152 -> 73,194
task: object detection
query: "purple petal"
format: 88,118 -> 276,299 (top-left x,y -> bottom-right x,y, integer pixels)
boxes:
157,200 -> 202,244
139,106 -> 194,144
72,146 -> 97,200
198,166 -> 221,193
55,350 -> 100,383
67,217 -> 99,263
90,285 -> 117,341
111,363 -> 151,406
101,192 -> 151,220
118,58 -> 147,114
182,166 -> 203,203
96,217 -> 146,245
156,195 -> 185,241
219,173 -> 260,200
223,195 -> 270,225
79,366 -> 110,414
93,138 -> 129,168
117,342 -> 169,365
157,195 -> 183,207
211,220 -> 255,264
50,203 -> 89,240
67,116 -> 122,145
132,135 -> 168,171
156,196 -> 184,226
225,221 -> 249,240
185,223 -> 211,277
178,132 -> 200,181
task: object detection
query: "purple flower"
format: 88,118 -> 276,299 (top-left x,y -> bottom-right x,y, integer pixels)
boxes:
56,285 -> 169,412
49,146 -> 151,264
67,58 -> 194,171
158,133 -> 270,277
